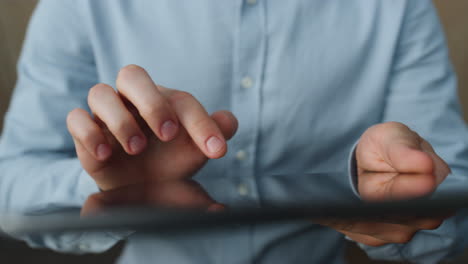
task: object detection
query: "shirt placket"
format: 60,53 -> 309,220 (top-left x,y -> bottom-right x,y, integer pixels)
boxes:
229,0 -> 266,207
223,1 -> 266,263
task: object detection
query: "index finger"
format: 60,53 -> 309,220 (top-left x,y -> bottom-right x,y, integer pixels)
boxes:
116,65 -> 180,142
161,88 -> 227,159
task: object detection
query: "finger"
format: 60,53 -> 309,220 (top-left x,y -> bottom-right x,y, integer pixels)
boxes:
81,180 -> 222,216
163,89 -> 228,159
319,219 -> 418,244
316,214 -> 444,231
386,141 -> 434,174
67,108 -> 112,161
340,230 -> 388,247
359,214 -> 445,230
420,139 -> 451,184
359,172 -> 437,201
391,217 -> 443,230
211,110 -> 238,140
345,223 -> 417,244
88,83 -> 147,155
116,65 -> 180,142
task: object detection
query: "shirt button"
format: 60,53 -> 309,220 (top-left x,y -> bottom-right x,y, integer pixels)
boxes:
241,76 -> 254,89
235,150 -> 248,161
237,183 -> 249,196
246,0 -> 257,5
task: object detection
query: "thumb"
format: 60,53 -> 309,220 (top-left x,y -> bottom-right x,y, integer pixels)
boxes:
357,122 -> 432,174
384,141 -> 434,174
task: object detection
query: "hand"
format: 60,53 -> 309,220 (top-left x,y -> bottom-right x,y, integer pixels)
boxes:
81,179 -> 225,216
318,122 -> 451,246
66,65 -> 238,214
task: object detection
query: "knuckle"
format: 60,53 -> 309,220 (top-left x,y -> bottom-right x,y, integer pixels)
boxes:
190,116 -> 214,134
139,102 -> 169,120
168,91 -> 195,105
67,108 -> 84,124
80,128 -> 100,145
88,83 -> 113,102
117,64 -> 146,83
106,113 -> 138,137
108,118 -> 131,135
67,109 -> 91,136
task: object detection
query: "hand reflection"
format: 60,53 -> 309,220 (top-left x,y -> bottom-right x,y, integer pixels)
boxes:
315,172 -> 451,247
81,179 -> 224,216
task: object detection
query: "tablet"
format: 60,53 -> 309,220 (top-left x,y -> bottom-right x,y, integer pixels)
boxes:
1,172 -> 467,237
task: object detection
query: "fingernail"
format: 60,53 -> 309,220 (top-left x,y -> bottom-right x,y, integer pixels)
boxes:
161,120 -> 178,140
96,144 -> 111,160
206,136 -> 224,154
129,136 -> 145,153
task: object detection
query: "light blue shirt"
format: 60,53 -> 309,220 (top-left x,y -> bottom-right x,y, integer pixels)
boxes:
1,0 -> 468,263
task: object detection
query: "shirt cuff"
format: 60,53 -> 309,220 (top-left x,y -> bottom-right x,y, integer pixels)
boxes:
347,140 -> 361,199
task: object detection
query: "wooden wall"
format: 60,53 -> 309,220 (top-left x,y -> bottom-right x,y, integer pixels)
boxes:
0,1 -> 36,130
434,0 -> 468,118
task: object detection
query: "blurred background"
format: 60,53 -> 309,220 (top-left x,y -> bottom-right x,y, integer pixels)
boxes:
0,1 -> 467,263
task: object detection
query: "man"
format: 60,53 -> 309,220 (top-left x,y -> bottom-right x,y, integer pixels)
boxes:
1,0 -> 468,263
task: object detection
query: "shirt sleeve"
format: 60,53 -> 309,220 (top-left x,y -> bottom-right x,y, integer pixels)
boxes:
348,1 -> 468,263
0,0 -> 125,253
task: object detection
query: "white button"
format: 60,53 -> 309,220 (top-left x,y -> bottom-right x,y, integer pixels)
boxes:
237,183 -> 249,196
241,76 -> 254,89
236,150 -> 248,161
78,243 -> 90,251
247,0 -> 257,5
